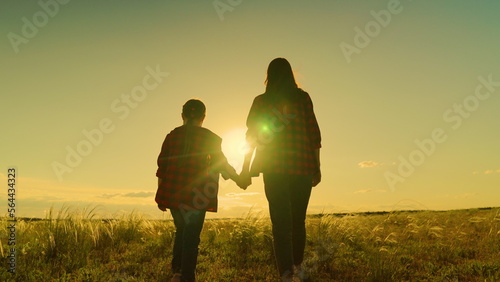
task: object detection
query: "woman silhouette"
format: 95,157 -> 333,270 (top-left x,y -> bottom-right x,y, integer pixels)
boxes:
241,58 -> 322,281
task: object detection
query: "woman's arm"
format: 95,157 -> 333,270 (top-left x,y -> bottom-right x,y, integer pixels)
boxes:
239,145 -> 255,189
241,145 -> 255,174
302,92 -> 322,187
312,148 -> 321,187
239,97 -> 261,189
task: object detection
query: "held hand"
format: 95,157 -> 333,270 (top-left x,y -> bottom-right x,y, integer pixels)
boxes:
237,172 -> 252,190
312,170 -> 321,187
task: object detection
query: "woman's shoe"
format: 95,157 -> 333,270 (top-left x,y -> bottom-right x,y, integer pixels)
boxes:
294,264 -> 307,281
170,273 -> 181,282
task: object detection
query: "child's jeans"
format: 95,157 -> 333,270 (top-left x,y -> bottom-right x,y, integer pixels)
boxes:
170,208 -> 206,282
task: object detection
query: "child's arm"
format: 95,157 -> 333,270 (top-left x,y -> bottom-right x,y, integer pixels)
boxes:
221,164 -> 241,185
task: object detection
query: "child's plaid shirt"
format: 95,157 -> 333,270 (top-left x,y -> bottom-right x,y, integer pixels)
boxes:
155,125 -> 235,212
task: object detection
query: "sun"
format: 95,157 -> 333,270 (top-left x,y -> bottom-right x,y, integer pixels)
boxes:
221,127 -> 249,171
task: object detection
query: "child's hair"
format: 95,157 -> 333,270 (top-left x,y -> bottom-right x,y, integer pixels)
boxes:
182,99 -> 206,120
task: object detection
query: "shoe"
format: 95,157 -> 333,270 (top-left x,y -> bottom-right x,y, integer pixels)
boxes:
281,270 -> 294,282
294,264 -> 307,281
170,273 -> 181,282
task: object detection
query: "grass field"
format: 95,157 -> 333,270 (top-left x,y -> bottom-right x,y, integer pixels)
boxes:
1,207 -> 499,281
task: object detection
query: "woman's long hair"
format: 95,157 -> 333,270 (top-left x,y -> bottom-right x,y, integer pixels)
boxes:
264,58 -> 299,103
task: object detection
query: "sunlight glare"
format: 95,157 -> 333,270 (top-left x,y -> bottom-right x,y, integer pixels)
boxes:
221,127 -> 249,172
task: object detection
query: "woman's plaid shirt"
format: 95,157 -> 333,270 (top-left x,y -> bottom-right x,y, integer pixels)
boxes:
155,125 -> 235,212
246,89 -> 321,176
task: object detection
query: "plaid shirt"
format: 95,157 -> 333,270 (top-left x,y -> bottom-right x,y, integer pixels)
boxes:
246,89 -> 321,176
155,125 -> 234,212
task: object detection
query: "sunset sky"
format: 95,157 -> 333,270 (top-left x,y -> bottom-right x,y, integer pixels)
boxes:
1,0 -> 499,219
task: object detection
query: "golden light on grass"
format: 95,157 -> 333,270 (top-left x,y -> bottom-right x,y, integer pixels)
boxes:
0,207 -> 498,280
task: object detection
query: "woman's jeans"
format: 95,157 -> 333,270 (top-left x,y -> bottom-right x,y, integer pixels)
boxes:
263,173 -> 313,276
170,208 -> 206,282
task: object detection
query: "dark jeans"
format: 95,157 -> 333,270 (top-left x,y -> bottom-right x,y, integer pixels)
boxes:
170,209 -> 206,282
263,173 -> 313,276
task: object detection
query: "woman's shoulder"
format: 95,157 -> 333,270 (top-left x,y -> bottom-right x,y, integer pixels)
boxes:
295,88 -> 313,103
296,88 -> 309,97
253,93 -> 267,102
253,90 -> 310,105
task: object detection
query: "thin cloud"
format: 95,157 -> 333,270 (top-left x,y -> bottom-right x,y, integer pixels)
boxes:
98,192 -> 154,199
473,169 -> 500,175
218,193 -> 265,211
455,193 -> 479,199
225,192 -> 260,197
98,193 -> 120,199
123,192 -> 155,198
5,176 -> 159,218
354,189 -> 372,194
358,161 -> 383,168
353,189 -> 388,194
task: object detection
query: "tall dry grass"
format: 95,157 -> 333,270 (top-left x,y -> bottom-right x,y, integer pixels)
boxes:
0,207 -> 498,281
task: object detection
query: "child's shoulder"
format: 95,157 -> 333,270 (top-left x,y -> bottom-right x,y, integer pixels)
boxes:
168,125 -> 221,140
198,127 -> 222,142
167,125 -> 185,135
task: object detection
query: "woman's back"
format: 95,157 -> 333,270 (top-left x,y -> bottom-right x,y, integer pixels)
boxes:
246,89 -> 321,175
